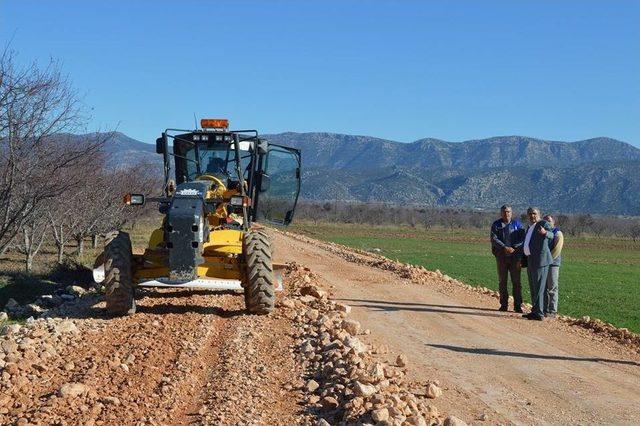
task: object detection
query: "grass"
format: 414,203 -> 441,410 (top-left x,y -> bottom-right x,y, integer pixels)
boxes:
290,221 -> 640,333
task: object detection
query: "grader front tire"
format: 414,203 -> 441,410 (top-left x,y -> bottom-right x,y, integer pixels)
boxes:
243,231 -> 276,315
104,231 -> 136,316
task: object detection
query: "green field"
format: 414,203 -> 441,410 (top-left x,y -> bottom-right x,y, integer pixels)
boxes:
290,221 -> 640,333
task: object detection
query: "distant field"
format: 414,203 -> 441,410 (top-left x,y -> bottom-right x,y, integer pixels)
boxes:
289,221 -> 640,333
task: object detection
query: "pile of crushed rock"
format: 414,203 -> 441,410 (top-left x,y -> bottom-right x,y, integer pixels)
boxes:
282,262 -> 466,426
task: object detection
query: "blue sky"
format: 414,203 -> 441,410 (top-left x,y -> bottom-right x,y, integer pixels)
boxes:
1,1 -> 639,146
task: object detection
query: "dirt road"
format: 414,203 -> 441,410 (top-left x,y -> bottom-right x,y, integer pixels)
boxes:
273,231 -> 640,425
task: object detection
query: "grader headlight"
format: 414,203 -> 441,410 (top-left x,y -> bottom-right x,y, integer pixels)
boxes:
123,193 -> 145,206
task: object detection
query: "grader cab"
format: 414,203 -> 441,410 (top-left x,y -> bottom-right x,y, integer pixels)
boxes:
94,119 -> 301,316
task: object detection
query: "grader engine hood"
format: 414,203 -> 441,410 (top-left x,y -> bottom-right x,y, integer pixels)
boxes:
166,181 -> 212,281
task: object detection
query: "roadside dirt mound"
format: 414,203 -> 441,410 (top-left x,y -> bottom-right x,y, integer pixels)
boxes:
278,229 -> 640,354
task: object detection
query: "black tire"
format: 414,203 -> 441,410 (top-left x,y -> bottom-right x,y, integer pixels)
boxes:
243,230 -> 275,314
104,231 -> 136,316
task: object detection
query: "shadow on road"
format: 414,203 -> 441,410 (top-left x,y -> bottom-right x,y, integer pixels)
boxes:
337,298 -> 504,318
427,343 -> 640,366
136,303 -> 245,317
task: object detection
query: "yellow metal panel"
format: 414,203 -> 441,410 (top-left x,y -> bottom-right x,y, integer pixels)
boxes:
148,228 -> 164,249
204,229 -> 243,255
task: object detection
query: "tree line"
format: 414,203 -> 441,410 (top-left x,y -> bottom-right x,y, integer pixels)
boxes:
295,200 -> 640,240
0,50 -> 154,271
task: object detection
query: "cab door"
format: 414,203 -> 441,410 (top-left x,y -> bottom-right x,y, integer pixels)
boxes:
254,144 -> 301,225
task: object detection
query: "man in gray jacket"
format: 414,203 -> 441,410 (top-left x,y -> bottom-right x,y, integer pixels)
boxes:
522,207 -> 555,321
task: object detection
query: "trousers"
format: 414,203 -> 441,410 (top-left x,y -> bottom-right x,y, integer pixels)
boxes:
545,265 -> 560,314
527,265 -> 550,318
496,256 -> 522,308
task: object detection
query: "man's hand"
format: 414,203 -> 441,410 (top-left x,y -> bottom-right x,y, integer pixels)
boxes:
538,226 -> 547,236
504,247 -> 515,254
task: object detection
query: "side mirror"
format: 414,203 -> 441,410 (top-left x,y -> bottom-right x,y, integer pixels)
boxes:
257,139 -> 268,155
156,137 -> 165,154
260,173 -> 271,192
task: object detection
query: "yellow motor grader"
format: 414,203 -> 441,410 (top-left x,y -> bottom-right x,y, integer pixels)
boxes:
93,119 -> 301,316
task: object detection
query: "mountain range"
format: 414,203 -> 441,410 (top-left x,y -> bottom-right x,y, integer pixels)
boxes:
97,131 -> 640,215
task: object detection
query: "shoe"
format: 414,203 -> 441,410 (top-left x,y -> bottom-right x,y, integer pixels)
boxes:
527,315 -> 544,321
522,313 -> 532,318
498,306 -> 508,312
546,313 -> 557,318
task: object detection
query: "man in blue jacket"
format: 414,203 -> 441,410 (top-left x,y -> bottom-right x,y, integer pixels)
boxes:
522,207 -> 555,321
490,204 -> 524,312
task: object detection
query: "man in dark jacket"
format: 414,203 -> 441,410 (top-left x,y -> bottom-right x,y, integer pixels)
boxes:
490,204 -> 524,312
522,207 -> 555,321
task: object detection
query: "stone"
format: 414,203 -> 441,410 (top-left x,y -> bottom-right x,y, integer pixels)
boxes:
281,299 -> 296,309
426,383 -> 442,399
101,396 -> 121,405
316,420 -> 331,426
335,303 -> 352,314
1,323 -> 21,336
353,381 -> 376,397
306,309 -> 320,321
55,320 -> 78,334
1,340 -> 18,355
66,285 -> 87,297
344,336 -> 367,355
60,294 -> 76,301
407,415 -> 428,426
0,312 -> 8,322
5,298 -> 19,310
306,379 -> 320,392
321,396 -> 339,409
341,319 -> 361,335
300,285 -> 327,299
396,354 -> 408,367
372,408 -> 390,422
59,382 -> 89,398
443,416 -> 468,426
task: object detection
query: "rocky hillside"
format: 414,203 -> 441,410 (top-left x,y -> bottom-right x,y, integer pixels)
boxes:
265,133 -> 640,215
93,131 -> 639,215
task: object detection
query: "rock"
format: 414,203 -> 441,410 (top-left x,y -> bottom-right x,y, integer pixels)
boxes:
36,294 -> 63,308
335,303 -> 352,314
372,408 -> 390,422
443,416 -> 467,426
396,354 -> 408,367
353,381 -> 376,397
316,419 -> 331,426
341,319 -> 361,335
1,323 -> 21,336
306,309 -> 320,321
63,361 -> 75,371
300,285 -> 327,299
66,285 -> 86,297
120,363 -> 129,373
321,396 -> 339,409
101,396 -> 121,405
5,298 -> 19,310
1,340 -> 18,355
0,312 -> 8,323
59,382 -> 89,398
407,415 -> 428,426
55,320 -> 78,334
281,299 -> 296,309
306,379 -> 320,392
426,383 -> 442,399
344,336 -> 367,354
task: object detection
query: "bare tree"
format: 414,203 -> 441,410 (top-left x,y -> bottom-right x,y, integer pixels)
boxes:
0,50 -> 103,256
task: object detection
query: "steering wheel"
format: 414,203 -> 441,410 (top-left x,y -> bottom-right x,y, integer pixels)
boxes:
195,174 -> 227,196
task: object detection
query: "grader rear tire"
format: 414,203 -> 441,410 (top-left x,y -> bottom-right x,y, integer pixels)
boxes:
243,231 -> 275,315
104,231 -> 136,316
